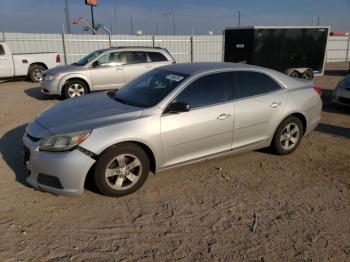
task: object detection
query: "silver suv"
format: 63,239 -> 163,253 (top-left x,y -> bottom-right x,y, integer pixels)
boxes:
41,47 -> 175,99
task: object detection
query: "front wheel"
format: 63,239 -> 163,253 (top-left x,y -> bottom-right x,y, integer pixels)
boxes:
272,116 -> 304,155
94,143 -> 150,197
63,80 -> 88,99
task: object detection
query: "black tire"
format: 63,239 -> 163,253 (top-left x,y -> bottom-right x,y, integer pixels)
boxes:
301,69 -> 314,80
288,70 -> 300,78
272,116 -> 304,155
94,143 -> 150,197
28,64 -> 45,83
62,79 -> 88,99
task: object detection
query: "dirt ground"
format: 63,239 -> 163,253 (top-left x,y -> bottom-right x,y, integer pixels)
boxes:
0,63 -> 349,262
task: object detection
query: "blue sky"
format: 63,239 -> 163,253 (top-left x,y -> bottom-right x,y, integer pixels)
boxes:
0,0 -> 349,35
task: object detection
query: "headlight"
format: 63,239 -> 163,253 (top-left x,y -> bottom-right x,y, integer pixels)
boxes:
44,73 -> 60,81
39,130 -> 91,152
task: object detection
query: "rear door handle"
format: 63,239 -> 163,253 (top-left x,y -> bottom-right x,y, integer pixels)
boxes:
217,113 -> 232,120
145,64 -> 152,68
270,101 -> 282,108
115,66 -> 123,70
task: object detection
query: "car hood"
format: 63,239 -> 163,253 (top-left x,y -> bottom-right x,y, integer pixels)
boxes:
44,64 -> 88,74
35,92 -> 143,135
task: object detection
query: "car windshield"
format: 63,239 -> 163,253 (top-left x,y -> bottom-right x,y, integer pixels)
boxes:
74,50 -> 103,66
110,69 -> 189,108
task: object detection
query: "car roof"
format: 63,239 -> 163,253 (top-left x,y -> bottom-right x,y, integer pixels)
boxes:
97,46 -> 166,53
160,62 -> 261,75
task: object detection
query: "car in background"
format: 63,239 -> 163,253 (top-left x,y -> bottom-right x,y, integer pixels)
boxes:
332,74 -> 350,106
41,46 -> 175,99
0,42 -> 60,82
23,62 -> 322,197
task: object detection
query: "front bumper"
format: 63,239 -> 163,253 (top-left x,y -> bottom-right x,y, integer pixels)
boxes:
40,79 -> 61,95
23,133 -> 96,196
332,88 -> 350,106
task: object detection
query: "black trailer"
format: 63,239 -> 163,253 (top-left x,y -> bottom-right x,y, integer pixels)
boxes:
224,26 -> 330,79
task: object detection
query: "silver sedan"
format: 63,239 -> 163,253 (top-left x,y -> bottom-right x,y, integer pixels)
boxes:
23,63 -> 322,197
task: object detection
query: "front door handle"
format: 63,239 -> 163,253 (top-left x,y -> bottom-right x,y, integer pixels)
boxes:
270,101 -> 282,108
217,113 -> 232,120
145,64 -> 152,68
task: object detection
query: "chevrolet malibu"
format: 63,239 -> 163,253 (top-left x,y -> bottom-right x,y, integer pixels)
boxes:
23,63 -> 322,197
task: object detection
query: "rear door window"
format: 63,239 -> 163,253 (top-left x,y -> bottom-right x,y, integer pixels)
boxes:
123,51 -> 148,64
175,72 -> 232,109
235,71 -> 281,99
147,52 -> 168,62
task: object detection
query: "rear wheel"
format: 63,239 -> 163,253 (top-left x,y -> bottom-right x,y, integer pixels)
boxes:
94,143 -> 150,197
288,70 -> 300,78
272,116 -> 304,155
63,79 -> 88,99
28,64 -> 45,83
301,69 -> 314,80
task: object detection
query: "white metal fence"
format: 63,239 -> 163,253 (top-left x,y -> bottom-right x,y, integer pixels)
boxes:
1,32 -> 349,65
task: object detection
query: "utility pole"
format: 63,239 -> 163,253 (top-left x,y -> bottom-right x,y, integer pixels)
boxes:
155,21 -> 159,35
317,16 -> 320,25
163,13 -> 169,35
172,13 -> 176,35
237,9 -> 241,27
130,16 -> 134,35
90,5 -> 95,34
64,0 -> 71,34
114,0 -> 118,34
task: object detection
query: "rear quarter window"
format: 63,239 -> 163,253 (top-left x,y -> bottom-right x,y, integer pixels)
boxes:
147,52 -> 168,62
235,71 -> 281,98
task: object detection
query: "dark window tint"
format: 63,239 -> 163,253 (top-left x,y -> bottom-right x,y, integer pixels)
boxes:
176,72 -> 232,108
148,52 -> 167,62
236,71 -> 281,98
124,51 -> 147,64
0,45 -> 5,55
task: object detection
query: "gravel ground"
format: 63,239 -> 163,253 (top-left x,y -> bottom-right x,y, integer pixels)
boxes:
0,63 -> 349,261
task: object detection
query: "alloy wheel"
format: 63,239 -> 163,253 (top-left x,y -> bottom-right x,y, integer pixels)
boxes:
280,123 -> 300,150
104,154 -> 142,190
67,83 -> 85,97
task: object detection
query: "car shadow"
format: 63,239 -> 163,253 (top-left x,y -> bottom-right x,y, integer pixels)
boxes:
315,123 -> 350,139
321,89 -> 350,115
324,69 -> 349,77
0,77 -> 29,84
0,124 -> 31,187
24,87 -> 61,101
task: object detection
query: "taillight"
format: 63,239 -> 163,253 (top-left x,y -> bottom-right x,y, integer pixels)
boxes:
172,61 -> 176,64
56,54 -> 61,63
313,86 -> 322,95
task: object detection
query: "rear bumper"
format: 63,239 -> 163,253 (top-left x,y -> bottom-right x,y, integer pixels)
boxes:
23,133 -> 95,196
305,100 -> 322,135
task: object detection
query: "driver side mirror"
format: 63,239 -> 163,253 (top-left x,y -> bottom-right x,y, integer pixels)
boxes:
168,101 -> 191,113
92,60 -> 100,68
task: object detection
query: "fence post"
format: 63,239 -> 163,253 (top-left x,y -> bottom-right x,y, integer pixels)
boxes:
61,33 -> 68,65
190,36 -> 194,63
152,35 -> 155,47
346,36 -> 350,62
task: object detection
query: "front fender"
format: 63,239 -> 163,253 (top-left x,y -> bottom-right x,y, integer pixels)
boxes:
58,73 -> 92,95
79,114 -> 163,171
